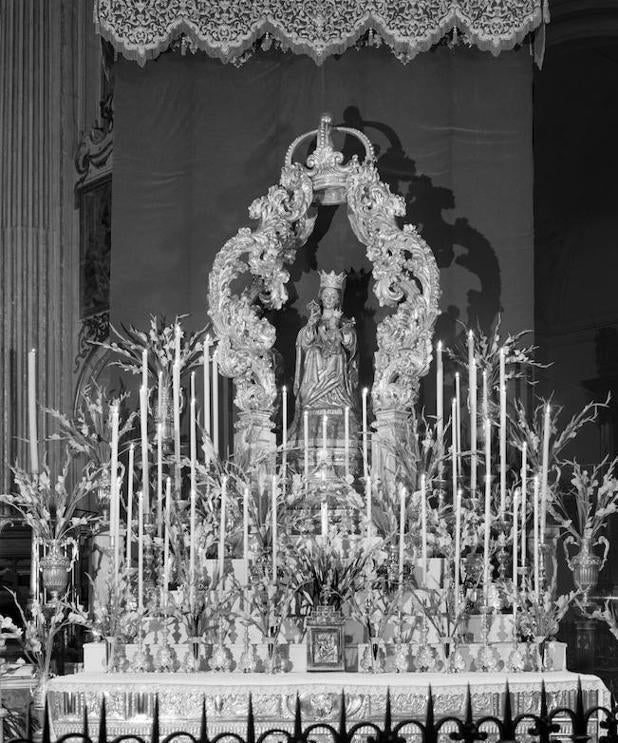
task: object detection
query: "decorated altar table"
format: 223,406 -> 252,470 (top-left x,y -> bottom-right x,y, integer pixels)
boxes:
47,671 -> 610,739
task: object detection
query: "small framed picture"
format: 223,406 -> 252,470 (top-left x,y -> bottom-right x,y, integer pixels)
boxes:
307,624 -> 345,672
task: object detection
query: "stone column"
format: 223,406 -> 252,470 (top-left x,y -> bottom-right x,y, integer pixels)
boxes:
0,0 -> 92,492
1,2 -> 102,604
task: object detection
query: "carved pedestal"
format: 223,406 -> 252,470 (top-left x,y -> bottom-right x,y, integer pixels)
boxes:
373,408 -> 413,485
234,410 -> 276,465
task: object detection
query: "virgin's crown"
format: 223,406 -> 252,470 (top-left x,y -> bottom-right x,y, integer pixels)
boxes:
319,270 -> 346,292
285,113 -> 374,205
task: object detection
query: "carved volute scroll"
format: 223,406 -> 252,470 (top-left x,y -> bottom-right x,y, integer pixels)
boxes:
208,114 -> 440,461
208,165 -> 315,423
346,162 -> 441,412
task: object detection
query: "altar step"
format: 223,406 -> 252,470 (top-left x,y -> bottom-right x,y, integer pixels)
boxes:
83,638 -> 566,674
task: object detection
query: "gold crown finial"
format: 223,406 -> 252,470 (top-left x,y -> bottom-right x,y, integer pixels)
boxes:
285,113 -> 375,206
319,270 -> 346,292
317,113 -> 334,150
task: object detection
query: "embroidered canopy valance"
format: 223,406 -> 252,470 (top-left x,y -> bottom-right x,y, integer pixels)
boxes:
94,0 -> 547,67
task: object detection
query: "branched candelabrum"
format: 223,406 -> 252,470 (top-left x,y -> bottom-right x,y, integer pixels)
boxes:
507,573 -> 525,672
517,573 -> 577,672
351,580 -> 402,673
235,574 -> 293,674
171,579 -> 213,672
410,560 -> 475,673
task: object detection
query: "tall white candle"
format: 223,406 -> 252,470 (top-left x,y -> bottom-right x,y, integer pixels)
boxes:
484,416 -> 492,478
483,469 -> 491,602
157,370 -> 164,425
468,331 -> 477,494
321,500 -> 328,538
365,475 -> 372,536
156,423 -> 163,539
362,387 -> 369,478
455,372 -> 462,459
499,381 -> 507,519
303,411 -> 309,480
482,369 -> 489,423
483,414 -> 492,601
27,349 -> 39,474
163,477 -> 171,608
436,341 -> 444,459
203,336 -> 211,441
282,386 -> 288,451
139,384 -> 150,512
243,486 -> 249,584
141,348 -> 148,389
322,414 -> 328,457
125,443 -> 134,569
218,476 -> 227,579
421,474 -> 428,581
174,323 -> 181,364
541,403 -> 551,545
451,397 -> 458,496
110,404 -> 120,585
533,475 -> 540,598
31,537 -> 39,604
172,361 -> 181,487
520,442 -> 527,569
190,373 -> 197,501
454,488 -> 462,615
344,406 -> 350,479
212,349 -> 219,456
512,487 -> 519,593
190,487 -> 196,589
271,475 -> 277,581
499,347 -> 507,519
137,491 -> 144,613
398,485 -> 406,587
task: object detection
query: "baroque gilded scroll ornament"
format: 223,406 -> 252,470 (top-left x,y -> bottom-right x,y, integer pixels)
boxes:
346,162 -> 441,411
208,165 -> 314,416
209,113 -> 439,462
94,0 -> 545,68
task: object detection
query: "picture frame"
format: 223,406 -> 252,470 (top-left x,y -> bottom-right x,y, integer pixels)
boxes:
306,623 -> 345,672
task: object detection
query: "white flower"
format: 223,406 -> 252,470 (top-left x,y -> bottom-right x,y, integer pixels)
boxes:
1,616 -> 19,632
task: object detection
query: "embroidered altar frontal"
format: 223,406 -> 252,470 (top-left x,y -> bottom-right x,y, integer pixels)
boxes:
48,671 -> 609,739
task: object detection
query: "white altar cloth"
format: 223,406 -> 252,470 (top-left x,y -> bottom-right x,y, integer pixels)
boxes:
47,671 -> 610,738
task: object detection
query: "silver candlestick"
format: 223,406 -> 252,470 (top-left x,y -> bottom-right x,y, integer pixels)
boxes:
476,604 -> 498,672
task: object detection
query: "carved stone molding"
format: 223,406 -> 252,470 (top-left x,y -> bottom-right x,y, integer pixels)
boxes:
75,94 -> 113,189
74,91 -> 113,404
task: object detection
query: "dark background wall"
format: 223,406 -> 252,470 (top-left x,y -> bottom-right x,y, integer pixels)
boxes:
534,40 -> 618,468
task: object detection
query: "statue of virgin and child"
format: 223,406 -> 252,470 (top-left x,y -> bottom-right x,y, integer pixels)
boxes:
288,270 -> 360,477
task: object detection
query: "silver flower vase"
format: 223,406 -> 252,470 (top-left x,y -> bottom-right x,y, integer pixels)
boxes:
40,542 -> 71,599
564,531 -> 609,605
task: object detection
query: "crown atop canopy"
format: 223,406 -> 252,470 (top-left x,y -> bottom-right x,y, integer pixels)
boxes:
285,113 -> 374,205
319,270 -> 346,292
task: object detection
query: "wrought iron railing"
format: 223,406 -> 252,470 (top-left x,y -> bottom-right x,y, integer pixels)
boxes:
9,680 -> 618,743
